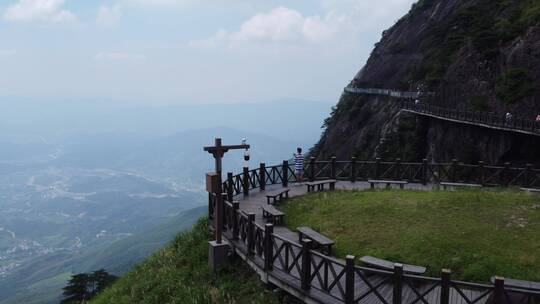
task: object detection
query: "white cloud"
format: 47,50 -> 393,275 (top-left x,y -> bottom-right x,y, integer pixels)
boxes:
190,1 -> 417,50
3,0 -> 76,23
122,0 -> 190,6
96,5 -> 121,26
95,52 -> 147,62
190,7 -> 341,49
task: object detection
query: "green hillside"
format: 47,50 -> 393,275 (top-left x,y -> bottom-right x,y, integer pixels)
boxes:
92,218 -> 279,304
0,207 -> 207,304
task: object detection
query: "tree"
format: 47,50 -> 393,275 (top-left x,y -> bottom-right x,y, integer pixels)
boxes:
61,273 -> 91,303
61,269 -> 118,303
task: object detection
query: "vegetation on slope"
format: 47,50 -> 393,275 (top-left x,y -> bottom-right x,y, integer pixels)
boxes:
92,218 -> 279,304
280,189 -> 540,283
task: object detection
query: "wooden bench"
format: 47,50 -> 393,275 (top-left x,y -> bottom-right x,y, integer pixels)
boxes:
440,182 -> 481,190
521,188 -> 540,193
368,179 -> 408,190
297,226 -> 335,255
265,188 -> 290,205
306,179 -> 336,192
491,276 -> 540,291
360,256 -> 426,275
261,205 -> 285,225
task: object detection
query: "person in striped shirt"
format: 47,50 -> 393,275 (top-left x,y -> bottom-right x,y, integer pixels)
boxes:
294,147 -> 304,184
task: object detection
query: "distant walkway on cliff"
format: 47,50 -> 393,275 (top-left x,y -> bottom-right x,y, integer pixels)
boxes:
344,86 -> 540,137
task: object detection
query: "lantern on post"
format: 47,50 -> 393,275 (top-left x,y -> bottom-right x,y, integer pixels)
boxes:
204,137 -> 250,271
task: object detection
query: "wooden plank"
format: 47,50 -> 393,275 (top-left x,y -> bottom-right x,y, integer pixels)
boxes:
368,180 -> 408,184
262,205 -> 284,216
297,227 -> 334,246
490,276 -> 540,291
440,182 -> 481,187
360,256 -> 426,275
521,188 -> 540,193
306,179 -> 337,186
266,188 -> 290,197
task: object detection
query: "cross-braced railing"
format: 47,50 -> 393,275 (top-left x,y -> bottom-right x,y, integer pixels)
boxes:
209,166 -> 540,304
220,159 -> 539,200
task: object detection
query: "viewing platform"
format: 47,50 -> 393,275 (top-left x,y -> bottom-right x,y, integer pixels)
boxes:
207,158 -> 540,304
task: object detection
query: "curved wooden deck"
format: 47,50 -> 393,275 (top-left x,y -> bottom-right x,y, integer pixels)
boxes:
218,181 -> 538,304
208,160 -> 540,304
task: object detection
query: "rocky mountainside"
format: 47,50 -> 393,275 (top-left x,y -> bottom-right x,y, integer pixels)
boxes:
313,0 -> 540,165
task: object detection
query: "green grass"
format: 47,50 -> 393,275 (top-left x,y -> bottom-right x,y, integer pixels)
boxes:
91,217 -> 279,304
280,189 -> 540,283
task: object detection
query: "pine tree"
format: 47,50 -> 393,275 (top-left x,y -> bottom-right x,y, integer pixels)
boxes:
61,269 -> 117,303
61,273 -> 91,303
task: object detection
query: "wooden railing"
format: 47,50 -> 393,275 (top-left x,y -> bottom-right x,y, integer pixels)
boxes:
343,86 -> 540,135
401,100 -> 540,135
220,159 -> 540,199
209,159 -> 540,304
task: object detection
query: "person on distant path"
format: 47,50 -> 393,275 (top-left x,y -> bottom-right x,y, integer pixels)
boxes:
505,112 -> 513,126
414,99 -> 420,111
294,148 -> 304,185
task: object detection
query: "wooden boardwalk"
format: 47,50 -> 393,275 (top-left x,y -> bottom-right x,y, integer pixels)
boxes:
223,181 -> 504,304
343,86 -> 540,137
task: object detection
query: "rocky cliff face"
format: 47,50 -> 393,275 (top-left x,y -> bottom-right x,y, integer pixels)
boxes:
313,0 -> 540,165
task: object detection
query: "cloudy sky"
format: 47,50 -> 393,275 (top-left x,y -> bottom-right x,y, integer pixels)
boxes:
0,0 -> 416,105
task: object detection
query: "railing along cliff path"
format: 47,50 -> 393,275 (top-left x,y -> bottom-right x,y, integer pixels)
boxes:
344,87 -> 540,136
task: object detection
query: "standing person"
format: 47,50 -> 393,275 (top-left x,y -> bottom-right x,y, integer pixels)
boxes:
294,148 -> 304,185
505,112 -> 513,126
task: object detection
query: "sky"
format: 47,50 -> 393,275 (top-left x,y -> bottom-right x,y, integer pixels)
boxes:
0,0 -> 417,105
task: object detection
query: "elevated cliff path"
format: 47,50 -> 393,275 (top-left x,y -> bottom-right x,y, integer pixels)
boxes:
344,87 -> 540,137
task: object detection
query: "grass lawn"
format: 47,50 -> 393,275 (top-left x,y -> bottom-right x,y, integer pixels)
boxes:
279,188 -> 540,283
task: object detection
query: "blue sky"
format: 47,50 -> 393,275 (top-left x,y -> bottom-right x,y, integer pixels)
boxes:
0,0 -> 416,105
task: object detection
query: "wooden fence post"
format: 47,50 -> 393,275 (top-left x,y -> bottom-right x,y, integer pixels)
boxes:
243,167 -> 250,196
282,160 -> 289,187
493,276 -> 505,304
440,269 -> 451,304
301,240 -> 312,291
524,164 -> 532,188
310,157 -> 316,182
221,193 -> 228,229
503,162 -> 510,186
393,263 -> 403,304
208,193 -> 214,223
331,156 -> 337,179
345,255 -> 356,304
478,161 -> 485,186
215,193 -> 223,244
395,158 -> 402,180
232,201 -> 239,240
422,158 -> 428,185
259,163 -> 266,191
264,224 -> 274,271
351,157 -> 357,183
247,213 -> 255,256
375,158 -> 381,179
227,172 -> 234,202
451,159 -> 458,182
